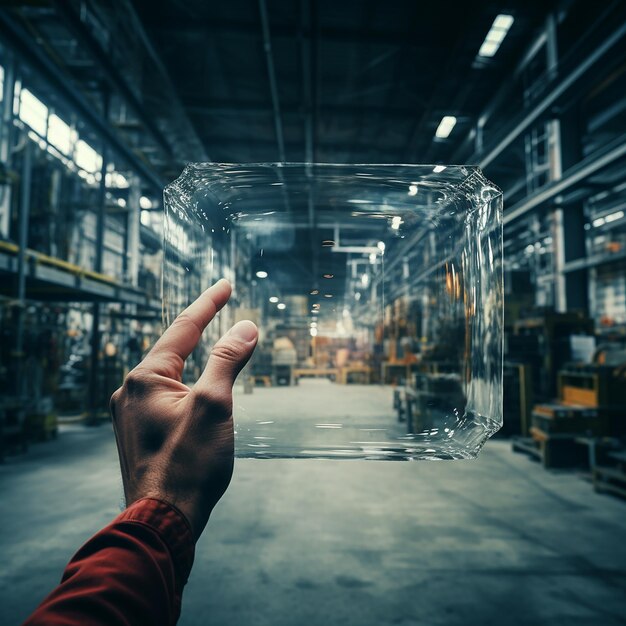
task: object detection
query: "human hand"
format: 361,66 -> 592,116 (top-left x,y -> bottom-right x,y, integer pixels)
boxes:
110,279 -> 258,540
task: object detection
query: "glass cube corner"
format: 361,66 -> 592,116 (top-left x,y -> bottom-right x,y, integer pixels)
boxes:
163,163 -> 503,460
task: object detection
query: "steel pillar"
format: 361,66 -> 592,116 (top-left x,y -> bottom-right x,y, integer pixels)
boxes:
88,91 -> 110,423
0,52 -> 16,238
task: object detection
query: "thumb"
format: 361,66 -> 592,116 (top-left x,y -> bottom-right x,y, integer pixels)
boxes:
197,320 -> 258,395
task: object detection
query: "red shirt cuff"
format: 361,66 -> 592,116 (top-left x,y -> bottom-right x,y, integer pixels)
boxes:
117,498 -> 195,586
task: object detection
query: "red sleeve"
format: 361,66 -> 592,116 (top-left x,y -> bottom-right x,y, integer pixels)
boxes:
23,498 -> 195,626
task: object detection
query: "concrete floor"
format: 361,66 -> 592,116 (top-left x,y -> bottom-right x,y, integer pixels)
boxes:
1,381 -> 626,626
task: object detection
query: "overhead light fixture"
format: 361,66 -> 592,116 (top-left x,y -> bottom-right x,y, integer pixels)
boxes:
139,196 -> 153,209
277,302 -> 286,310
408,184 -> 418,196
369,253 -> 377,264
377,241 -> 386,254
391,216 -> 403,230
435,116 -> 457,139
256,270 -> 268,278
433,165 -> 447,173
361,274 -> 370,287
310,327 -> 318,337
478,14 -> 514,58
605,210 -> 625,223
269,296 -> 279,303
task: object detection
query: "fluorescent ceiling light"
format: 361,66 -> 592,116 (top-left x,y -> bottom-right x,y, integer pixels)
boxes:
256,270 -> 268,278
435,115 -> 457,139
269,296 -> 279,303
277,302 -> 286,310
478,14 -> 514,58
493,14 -> 514,30
433,165 -> 447,173
605,210 -> 624,223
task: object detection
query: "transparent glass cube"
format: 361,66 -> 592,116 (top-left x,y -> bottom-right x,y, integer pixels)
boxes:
163,163 -> 503,460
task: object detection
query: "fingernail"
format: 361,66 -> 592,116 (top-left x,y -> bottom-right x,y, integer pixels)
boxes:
229,320 -> 257,343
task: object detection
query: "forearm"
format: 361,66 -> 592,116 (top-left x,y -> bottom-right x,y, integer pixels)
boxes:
23,498 -> 195,626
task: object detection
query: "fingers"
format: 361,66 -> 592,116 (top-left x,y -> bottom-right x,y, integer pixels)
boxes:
194,320 -> 258,408
143,279 -> 232,374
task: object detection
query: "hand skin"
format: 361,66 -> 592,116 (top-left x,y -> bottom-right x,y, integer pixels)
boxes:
110,279 -> 258,541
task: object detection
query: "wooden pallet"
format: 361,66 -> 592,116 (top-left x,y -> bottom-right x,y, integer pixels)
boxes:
512,429 -> 588,469
593,451 -> 626,499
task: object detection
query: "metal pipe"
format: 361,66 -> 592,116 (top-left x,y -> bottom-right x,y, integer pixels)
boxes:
259,0 -> 286,164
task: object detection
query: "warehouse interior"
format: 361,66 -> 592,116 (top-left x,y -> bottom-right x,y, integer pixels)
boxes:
1,1 -> 626,625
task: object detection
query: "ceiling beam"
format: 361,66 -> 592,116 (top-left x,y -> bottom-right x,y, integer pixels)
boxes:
183,98 -> 422,119
144,17 -> 445,48
53,0 -> 173,158
259,0 -> 286,164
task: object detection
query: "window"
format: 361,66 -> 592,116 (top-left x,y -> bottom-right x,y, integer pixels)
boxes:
75,139 -> 102,173
19,88 -> 48,136
47,114 -> 73,155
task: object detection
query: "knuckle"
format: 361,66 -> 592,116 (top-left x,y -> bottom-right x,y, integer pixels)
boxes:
123,368 -> 152,394
109,389 -> 122,417
211,340 -> 243,364
173,312 -> 203,336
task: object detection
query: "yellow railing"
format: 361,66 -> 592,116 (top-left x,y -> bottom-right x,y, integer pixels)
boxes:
0,240 -> 118,286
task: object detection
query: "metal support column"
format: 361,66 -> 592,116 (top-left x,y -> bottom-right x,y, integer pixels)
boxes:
14,138 -> 31,398
557,106 -> 588,313
88,91 -> 110,423
0,52 -> 16,238
127,176 -> 141,287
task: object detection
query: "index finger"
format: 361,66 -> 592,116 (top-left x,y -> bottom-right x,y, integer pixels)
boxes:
143,279 -> 232,373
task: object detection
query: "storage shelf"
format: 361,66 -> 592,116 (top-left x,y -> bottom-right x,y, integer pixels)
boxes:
0,242 -> 160,309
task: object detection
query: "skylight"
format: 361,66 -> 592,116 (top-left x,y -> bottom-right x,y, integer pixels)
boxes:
478,14 -> 514,58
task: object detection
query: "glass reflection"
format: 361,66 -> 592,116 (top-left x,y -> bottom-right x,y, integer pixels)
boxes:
163,164 -> 503,460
